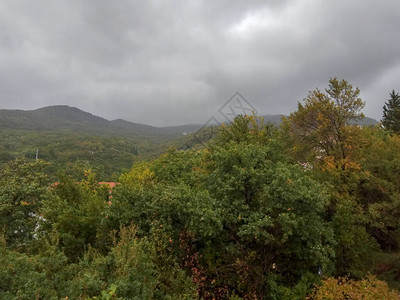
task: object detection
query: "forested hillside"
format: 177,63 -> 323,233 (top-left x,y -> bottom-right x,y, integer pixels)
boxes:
0,105 -> 204,136
0,105 -> 378,180
0,105 -> 197,179
0,80 -> 399,299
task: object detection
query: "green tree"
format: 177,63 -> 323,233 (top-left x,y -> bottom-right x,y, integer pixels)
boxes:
196,116 -> 335,299
287,80 -> 383,278
355,126 -> 400,251
0,159 -> 50,248
41,173 -> 108,260
205,142 -> 334,298
288,78 -> 364,161
382,90 -> 400,133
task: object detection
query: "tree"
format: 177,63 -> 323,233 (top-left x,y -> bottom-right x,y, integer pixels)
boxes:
307,275 -> 399,299
288,78 -> 364,161
0,159 -> 50,248
287,80 -> 382,277
355,126 -> 400,251
42,173 -> 108,260
382,90 -> 400,133
200,116 -> 335,299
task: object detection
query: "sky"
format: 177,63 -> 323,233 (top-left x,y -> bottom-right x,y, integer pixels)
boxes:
0,1 -> 399,126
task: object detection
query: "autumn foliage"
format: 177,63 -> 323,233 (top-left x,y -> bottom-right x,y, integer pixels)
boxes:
1,79 -> 400,299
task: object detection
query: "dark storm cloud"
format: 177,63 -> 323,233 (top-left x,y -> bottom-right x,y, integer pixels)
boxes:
0,0 -> 399,126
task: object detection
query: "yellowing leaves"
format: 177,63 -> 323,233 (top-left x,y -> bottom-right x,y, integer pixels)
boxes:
119,162 -> 155,186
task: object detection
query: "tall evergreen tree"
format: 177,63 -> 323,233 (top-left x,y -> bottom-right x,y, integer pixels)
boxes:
382,90 -> 400,133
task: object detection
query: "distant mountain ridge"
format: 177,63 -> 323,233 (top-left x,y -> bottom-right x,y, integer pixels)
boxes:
0,105 -> 379,137
0,105 -> 195,137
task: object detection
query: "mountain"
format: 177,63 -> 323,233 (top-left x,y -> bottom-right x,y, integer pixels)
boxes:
352,116 -> 379,126
0,105 -> 379,136
109,119 -> 200,136
0,106 -> 106,132
261,114 -> 287,124
0,105 -> 210,139
0,106 -> 188,179
0,107 -> 175,180
0,106 -> 184,138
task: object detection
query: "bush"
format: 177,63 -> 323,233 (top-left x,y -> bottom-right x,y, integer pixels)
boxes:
307,274 -> 399,299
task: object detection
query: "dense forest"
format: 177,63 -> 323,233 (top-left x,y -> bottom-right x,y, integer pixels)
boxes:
0,105 -> 201,180
1,78 -> 400,299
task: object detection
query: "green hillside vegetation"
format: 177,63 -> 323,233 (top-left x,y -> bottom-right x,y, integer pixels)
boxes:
0,79 -> 399,299
0,106 -> 196,179
0,130 -> 136,180
0,105 -> 378,181
0,105 -> 202,136
0,129 -> 189,180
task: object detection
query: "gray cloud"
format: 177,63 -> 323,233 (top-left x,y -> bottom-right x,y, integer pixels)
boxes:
0,0 -> 399,126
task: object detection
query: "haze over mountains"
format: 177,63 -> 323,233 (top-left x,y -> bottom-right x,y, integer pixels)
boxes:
0,105 -> 379,136
0,105 -> 199,137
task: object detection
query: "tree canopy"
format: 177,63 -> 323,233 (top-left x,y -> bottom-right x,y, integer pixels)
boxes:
0,79 -> 399,299
288,78 -> 364,161
382,90 -> 400,133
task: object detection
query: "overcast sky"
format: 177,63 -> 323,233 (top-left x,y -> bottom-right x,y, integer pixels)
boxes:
0,1 -> 399,126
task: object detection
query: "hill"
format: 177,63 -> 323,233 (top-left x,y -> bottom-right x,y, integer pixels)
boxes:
0,106 -> 193,180
0,106 -> 379,179
0,105 -> 379,135
0,106 -> 170,137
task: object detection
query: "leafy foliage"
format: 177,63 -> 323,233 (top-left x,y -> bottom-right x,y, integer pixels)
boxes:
288,78 -> 364,161
382,90 -> 400,133
0,159 -> 50,248
41,173 -> 109,260
307,275 -> 399,300
1,80 -> 400,299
